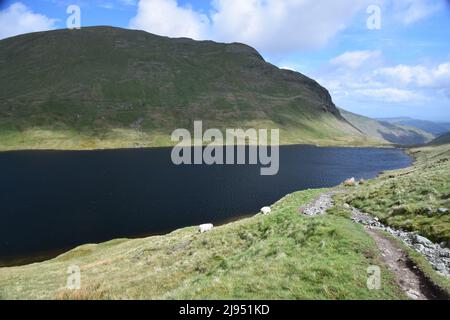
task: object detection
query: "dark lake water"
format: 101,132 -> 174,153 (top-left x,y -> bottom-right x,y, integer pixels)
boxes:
0,145 -> 411,265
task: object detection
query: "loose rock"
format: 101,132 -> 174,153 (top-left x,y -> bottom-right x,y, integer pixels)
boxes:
351,207 -> 450,278
300,191 -> 339,216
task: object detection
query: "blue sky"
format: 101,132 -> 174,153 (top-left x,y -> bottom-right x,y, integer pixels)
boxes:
1,0 -> 449,121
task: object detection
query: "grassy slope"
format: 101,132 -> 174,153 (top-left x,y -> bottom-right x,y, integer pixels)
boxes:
0,189 -> 404,300
430,132 -> 450,145
340,144 -> 450,243
0,27 -> 378,151
377,118 -> 450,137
339,108 -> 435,145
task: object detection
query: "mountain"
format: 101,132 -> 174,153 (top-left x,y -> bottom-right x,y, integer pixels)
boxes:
340,109 -> 435,145
430,132 -> 450,145
0,26 -> 377,151
377,117 -> 450,136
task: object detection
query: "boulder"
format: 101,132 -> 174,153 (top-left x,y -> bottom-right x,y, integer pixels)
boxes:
261,207 -> 271,215
412,234 -> 433,248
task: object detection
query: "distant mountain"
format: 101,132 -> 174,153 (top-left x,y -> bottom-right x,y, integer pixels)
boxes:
340,109 -> 435,145
429,132 -> 450,145
377,117 -> 450,136
0,26 -> 376,151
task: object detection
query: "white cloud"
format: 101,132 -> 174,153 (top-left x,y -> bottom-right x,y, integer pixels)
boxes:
391,0 -> 444,25
279,66 -> 297,72
330,50 -> 382,69
354,88 -> 424,102
315,51 -> 450,107
128,0 -> 446,54
129,0 -> 370,53
210,0 -> 369,53
0,2 -> 57,40
376,62 -> 450,88
129,0 -> 210,40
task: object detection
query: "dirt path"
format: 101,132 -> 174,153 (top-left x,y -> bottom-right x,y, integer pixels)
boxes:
300,190 -> 445,299
365,228 -> 436,300
300,191 -> 340,216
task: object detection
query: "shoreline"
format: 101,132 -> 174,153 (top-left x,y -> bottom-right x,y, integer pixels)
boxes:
0,211 -> 257,268
0,142 -> 397,154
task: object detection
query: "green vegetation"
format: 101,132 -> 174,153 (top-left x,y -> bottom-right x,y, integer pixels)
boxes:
339,144 -> 450,243
377,117 -> 450,137
0,189 -> 404,300
430,132 -> 450,145
0,27 -> 380,151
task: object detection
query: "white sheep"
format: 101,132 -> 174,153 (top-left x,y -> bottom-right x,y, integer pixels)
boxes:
261,207 -> 271,215
199,223 -> 214,233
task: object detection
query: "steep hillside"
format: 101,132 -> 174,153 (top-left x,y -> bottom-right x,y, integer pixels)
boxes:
340,109 -> 435,145
378,118 -> 450,136
430,132 -> 450,145
0,26 -> 375,150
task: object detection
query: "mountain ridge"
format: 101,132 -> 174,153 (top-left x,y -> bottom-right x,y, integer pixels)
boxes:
0,26 -> 379,150
340,109 -> 435,145
430,132 -> 450,145
377,118 -> 450,136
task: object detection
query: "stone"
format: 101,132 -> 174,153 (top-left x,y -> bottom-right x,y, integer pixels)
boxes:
438,208 -> 449,214
412,234 -> 433,247
435,263 -> 446,272
439,249 -> 450,258
406,289 -> 420,299
424,207 -> 434,217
